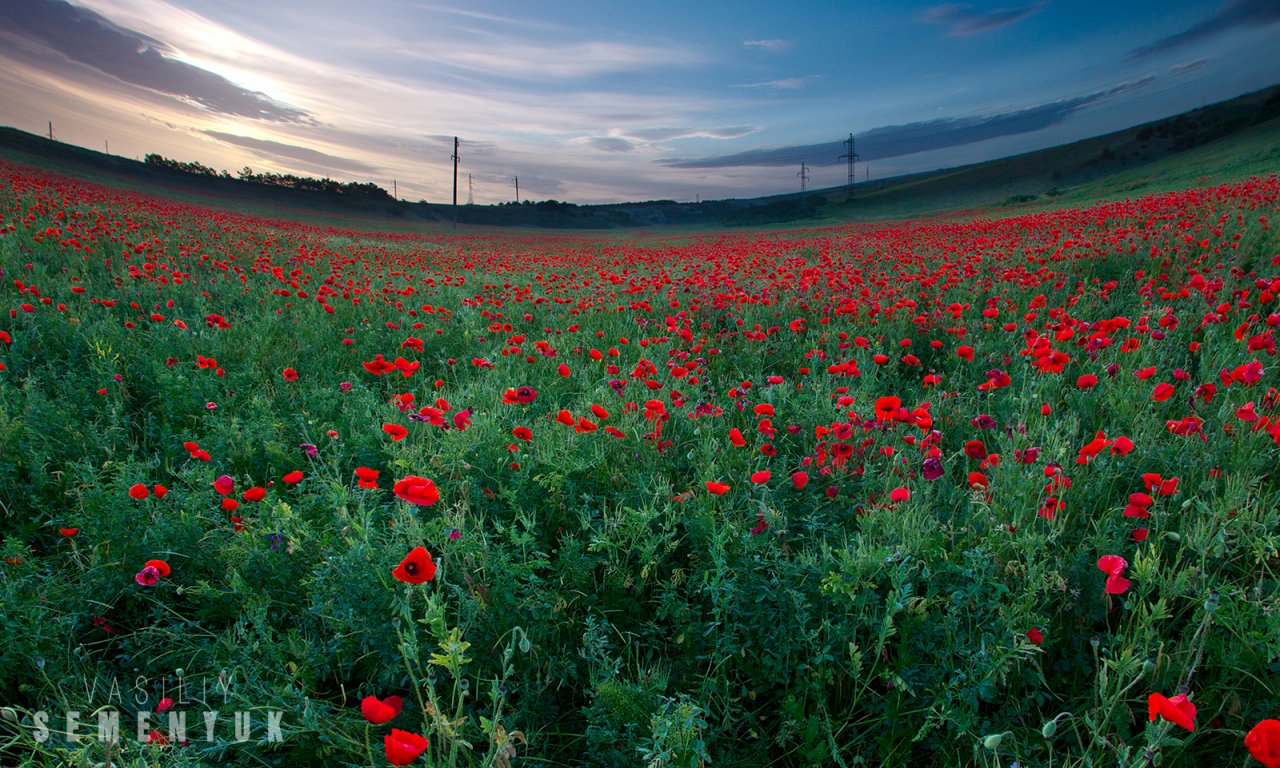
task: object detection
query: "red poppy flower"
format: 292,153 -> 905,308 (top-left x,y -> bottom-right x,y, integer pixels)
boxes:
59,527 -> 79,537
361,694 -> 403,724
452,409 -> 472,431
889,487 -> 910,503
1148,692 -> 1196,732
1097,555 -> 1131,594
750,470 -> 771,484
135,566 -> 161,586
393,476 -> 439,506
791,471 -> 809,489
129,483 -> 149,500
355,467 -> 380,488
512,426 -> 533,441
705,481 -> 730,495
1246,719 -> 1280,768
1142,473 -> 1179,496
728,428 -> 747,447
384,728 -> 429,766
214,475 -> 235,496
282,367 -> 298,381
1152,382 -> 1175,402
153,484 -> 169,499
1109,436 -> 1135,455
1097,555 -> 1127,575
501,385 -> 537,405
383,423 -> 409,441
242,487 -> 267,502
392,546 -> 437,584
282,471 -> 303,485
1026,627 -> 1044,645
874,396 -> 902,422
134,559 -> 168,586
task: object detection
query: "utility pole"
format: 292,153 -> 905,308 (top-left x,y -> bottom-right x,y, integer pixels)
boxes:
467,173 -> 474,205
838,133 -> 859,201
451,137 -> 459,226
104,140 -> 109,154
513,176 -> 520,203
393,179 -> 397,200
797,162 -> 809,206
47,121 -> 53,140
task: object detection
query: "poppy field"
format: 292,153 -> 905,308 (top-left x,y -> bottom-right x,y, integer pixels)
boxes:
1,159 -> 1279,768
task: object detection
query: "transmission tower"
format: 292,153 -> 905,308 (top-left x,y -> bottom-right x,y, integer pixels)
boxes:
797,162 -> 809,206
513,176 -> 520,203
838,133 -> 859,201
467,173 -> 474,205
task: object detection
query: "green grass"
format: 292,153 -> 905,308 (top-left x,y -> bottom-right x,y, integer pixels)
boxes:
0,128 -> 1278,768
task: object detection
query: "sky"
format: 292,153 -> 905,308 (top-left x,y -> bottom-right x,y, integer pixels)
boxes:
0,0 -> 1278,205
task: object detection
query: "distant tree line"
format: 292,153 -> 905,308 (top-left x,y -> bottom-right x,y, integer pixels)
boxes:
143,154 -> 390,199
1133,86 -> 1280,151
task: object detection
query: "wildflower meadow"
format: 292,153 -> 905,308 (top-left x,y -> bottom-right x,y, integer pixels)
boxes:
0,160 -> 1278,767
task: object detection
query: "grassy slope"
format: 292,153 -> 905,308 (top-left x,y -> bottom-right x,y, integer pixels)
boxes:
807,89 -> 1280,226
2,85 -> 1278,232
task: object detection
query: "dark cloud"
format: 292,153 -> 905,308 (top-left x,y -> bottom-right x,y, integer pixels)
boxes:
1128,0 -> 1280,59
664,79 -> 1153,169
583,136 -> 636,152
0,0 -> 308,122
202,131 -> 379,174
921,3 -> 1045,36
1170,58 -> 1211,75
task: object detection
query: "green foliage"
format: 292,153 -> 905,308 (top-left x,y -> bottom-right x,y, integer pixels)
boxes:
0,159 -> 1277,768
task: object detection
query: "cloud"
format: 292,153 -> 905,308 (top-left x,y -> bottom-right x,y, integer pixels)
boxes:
202,131 -> 380,174
663,79 -> 1153,169
0,0 -> 308,122
743,39 -> 793,52
1170,58 -> 1210,75
1128,0 -> 1280,59
735,76 -> 820,90
624,125 -> 758,141
921,3 -> 1045,36
581,136 -> 637,153
396,40 -> 703,80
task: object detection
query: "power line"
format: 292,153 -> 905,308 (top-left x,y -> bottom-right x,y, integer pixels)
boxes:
451,136 -> 459,227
